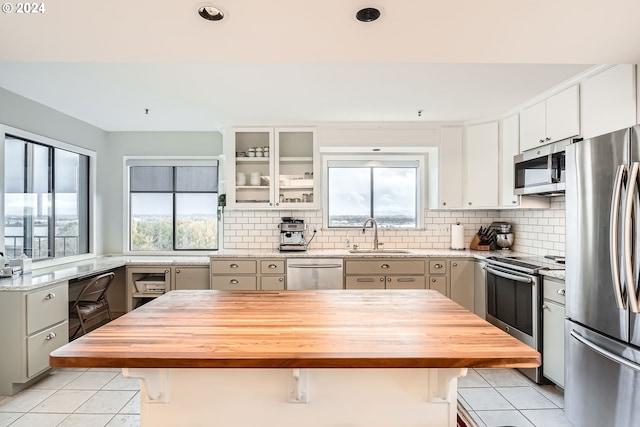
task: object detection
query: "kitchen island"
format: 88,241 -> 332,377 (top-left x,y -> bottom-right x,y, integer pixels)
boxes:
50,290 -> 540,427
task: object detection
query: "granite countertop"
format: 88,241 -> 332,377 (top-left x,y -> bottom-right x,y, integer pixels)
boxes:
0,249 -> 564,292
0,256 -> 210,291
540,269 -> 566,281
209,248 -> 522,259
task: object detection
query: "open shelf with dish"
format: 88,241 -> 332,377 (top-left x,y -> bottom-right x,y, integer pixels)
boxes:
227,127 -> 318,209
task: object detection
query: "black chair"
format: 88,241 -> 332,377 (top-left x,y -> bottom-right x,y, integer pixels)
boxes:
69,272 -> 115,340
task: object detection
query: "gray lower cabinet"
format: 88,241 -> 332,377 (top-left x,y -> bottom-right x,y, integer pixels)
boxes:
344,259 -> 426,290
473,261 -> 487,319
0,282 -> 69,396
428,260 -> 449,296
128,265 -> 210,311
542,277 -> 566,387
174,266 -> 210,290
210,258 -> 286,291
450,259 -> 474,312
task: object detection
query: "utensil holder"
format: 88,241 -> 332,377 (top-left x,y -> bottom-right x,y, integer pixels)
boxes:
469,234 -> 491,251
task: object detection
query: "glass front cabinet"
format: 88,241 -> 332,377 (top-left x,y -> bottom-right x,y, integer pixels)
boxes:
225,127 -> 318,209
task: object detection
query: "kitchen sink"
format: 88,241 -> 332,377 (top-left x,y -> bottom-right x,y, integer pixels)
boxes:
348,249 -> 412,254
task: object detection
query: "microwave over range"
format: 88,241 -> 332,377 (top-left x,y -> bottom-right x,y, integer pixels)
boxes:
514,139 -> 576,196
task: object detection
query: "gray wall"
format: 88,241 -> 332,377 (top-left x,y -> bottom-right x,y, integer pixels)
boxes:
103,132 -> 223,253
0,88 -> 223,255
0,87 -> 109,254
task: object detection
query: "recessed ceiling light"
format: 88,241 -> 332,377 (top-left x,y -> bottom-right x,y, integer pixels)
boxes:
356,7 -> 381,22
197,4 -> 224,21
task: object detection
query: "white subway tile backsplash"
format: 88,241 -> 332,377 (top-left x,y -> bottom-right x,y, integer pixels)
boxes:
222,198 -> 566,256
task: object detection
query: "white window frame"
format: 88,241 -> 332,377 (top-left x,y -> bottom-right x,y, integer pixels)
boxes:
0,123 -> 97,269
322,154 -> 425,229
123,156 -> 223,255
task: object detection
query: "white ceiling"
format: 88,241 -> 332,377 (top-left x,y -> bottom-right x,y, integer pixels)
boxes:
1,0 -> 638,131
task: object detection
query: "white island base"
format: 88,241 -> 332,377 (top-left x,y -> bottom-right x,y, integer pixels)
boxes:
123,367 -> 468,427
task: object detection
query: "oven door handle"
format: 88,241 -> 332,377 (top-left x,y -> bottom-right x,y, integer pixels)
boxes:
485,266 -> 533,284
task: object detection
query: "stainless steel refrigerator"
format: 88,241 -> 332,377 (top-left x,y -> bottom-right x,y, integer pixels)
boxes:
566,126 -> 640,427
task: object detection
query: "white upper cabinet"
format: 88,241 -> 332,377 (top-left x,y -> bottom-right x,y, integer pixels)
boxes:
581,64 -> 636,139
500,115 -> 550,209
500,115 -> 519,207
226,127 -> 318,209
520,85 -> 580,152
465,121 -> 499,208
439,127 -> 464,209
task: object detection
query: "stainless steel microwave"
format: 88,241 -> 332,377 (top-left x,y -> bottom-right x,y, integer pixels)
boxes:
514,139 -> 573,196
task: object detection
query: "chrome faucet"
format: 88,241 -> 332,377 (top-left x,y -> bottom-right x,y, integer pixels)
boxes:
362,218 -> 379,250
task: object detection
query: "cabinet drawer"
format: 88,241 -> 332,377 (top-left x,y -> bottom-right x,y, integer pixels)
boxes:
543,278 -> 566,305
429,260 -> 448,275
210,260 -> 257,274
260,276 -> 285,290
27,321 -> 68,378
260,260 -> 285,275
26,284 -> 68,335
386,276 -> 426,289
345,276 -> 385,290
345,260 -> 424,275
211,275 -> 257,290
429,276 -> 448,296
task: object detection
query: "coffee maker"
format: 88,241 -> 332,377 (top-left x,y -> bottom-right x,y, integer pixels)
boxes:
279,217 -> 307,252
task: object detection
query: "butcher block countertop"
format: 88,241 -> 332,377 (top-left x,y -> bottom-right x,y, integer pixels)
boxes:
50,290 -> 540,370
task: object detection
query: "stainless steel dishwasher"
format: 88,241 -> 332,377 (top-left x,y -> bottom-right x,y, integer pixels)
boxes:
286,258 -> 344,290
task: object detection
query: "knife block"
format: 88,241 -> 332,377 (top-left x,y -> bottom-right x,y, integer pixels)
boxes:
469,234 -> 491,251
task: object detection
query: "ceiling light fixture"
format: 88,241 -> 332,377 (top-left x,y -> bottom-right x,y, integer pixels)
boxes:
197,3 -> 225,21
356,7 -> 381,22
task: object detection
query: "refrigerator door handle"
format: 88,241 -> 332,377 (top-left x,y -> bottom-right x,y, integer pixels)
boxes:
624,162 -> 640,313
610,164 -> 627,309
571,329 -> 640,373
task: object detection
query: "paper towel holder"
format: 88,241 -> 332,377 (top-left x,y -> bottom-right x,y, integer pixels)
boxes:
450,222 -> 466,250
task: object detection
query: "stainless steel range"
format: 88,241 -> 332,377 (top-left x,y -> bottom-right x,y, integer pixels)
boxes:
483,255 -> 565,384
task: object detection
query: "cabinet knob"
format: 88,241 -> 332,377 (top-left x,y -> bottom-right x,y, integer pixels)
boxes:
452,262 -> 458,267
270,202 -> 273,206
164,269 -> 170,273
380,277 -> 385,281
275,203 -> 279,206
279,277 -> 284,282
512,200 -> 517,204
45,293 -> 56,300
45,332 -> 57,340
230,263 -> 238,269
443,202 -> 447,206
268,264 -> 277,269
387,277 -> 391,282
381,264 -> 390,269
557,289 -> 566,296
176,269 -> 181,273
230,279 -> 239,285
539,139 -> 545,143
468,202 -> 472,205
434,263 -> 443,269
542,304 -> 548,310
546,137 -> 551,141
431,278 -> 436,282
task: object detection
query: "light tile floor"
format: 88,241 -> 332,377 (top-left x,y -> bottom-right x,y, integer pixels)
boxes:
459,368 -> 574,427
1,367 -> 571,427
0,368 -> 139,427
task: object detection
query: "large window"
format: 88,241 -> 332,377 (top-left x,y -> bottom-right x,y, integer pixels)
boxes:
4,135 -> 90,260
127,161 -> 219,252
327,159 -> 420,228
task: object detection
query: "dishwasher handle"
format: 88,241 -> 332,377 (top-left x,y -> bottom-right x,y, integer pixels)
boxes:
288,263 -> 343,269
